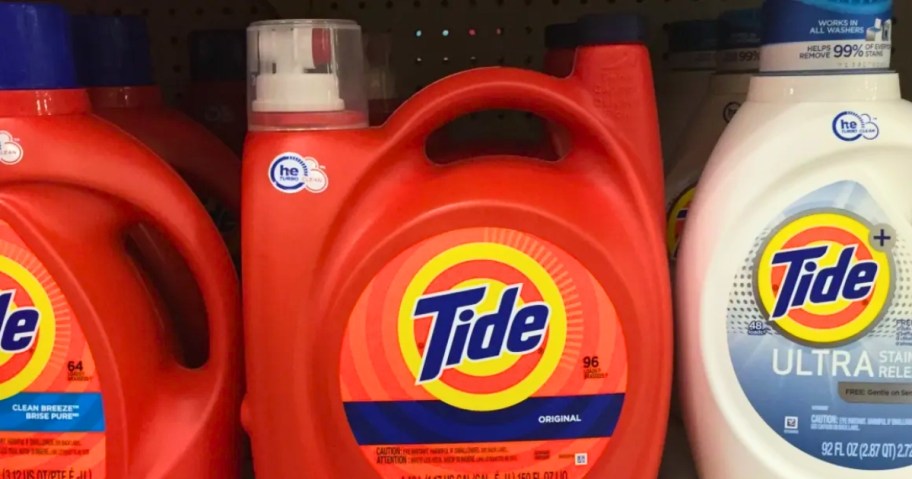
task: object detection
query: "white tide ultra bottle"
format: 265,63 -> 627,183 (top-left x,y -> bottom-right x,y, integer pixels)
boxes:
678,0 -> 912,478
665,8 -> 762,262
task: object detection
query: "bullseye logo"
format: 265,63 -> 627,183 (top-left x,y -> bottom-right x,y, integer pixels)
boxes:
755,211 -> 893,346
0,253 -> 57,401
666,186 -> 696,259
399,240 -> 569,412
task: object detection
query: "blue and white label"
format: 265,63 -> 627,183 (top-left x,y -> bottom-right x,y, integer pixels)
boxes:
761,0 -> 893,72
728,181 -> 912,471
833,111 -> 880,142
268,153 -> 329,194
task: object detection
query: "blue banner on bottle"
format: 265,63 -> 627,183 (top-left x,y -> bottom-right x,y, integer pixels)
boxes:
0,393 -> 105,433
761,0 -> 893,71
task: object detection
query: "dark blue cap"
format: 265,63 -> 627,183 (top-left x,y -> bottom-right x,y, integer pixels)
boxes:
576,14 -> 648,46
72,15 -> 155,87
189,30 -> 247,82
668,20 -> 719,53
544,22 -> 578,49
0,2 -> 78,90
719,9 -> 762,50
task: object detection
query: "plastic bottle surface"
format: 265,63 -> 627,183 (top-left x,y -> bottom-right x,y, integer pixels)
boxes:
0,3 -> 241,477
678,1 -> 911,478
242,18 -> 670,479
72,15 -> 241,251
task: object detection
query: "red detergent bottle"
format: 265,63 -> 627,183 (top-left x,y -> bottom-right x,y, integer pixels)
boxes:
0,3 -> 241,477
186,29 -> 248,155
73,15 -> 242,366
242,18 -> 670,479
72,15 -> 241,250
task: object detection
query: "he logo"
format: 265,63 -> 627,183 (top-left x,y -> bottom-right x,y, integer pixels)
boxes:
268,153 -> 329,194
833,112 -> 879,142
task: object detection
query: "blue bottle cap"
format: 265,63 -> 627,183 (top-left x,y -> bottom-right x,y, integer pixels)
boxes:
719,8 -> 762,50
0,2 -> 78,90
72,15 -> 155,88
576,14 -> 648,46
189,29 -> 247,82
544,22 -> 578,49
668,20 -> 720,53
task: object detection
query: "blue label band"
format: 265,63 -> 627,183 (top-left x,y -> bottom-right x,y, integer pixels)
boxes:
0,393 -> 105,433
344,393 -> 624,446
763,0 -> 893,44
761,0 -> 893,71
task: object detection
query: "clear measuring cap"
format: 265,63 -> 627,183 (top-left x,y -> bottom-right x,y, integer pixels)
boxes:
248,19 -> 368,130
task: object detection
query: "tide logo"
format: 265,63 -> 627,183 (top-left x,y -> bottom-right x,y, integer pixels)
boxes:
0,290 -> 41,354
666,186 -> 696,259
414,284 -> 550,384
399,241 -> 568,412
755,211 -> 893,346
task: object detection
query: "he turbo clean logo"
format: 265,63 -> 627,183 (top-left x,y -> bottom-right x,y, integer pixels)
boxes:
0,254 -> 57,401
754,210 -> 894,346
400,238 -> 568,412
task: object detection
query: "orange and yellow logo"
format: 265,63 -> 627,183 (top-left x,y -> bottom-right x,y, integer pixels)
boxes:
755,211 -> 893,346
666,186 -> 696,259
0,248 -> 58,401
399,235 -> 570,412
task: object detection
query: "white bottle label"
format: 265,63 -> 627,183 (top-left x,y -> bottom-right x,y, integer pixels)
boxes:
728,180 -> 912,471
761,0 -> 893,72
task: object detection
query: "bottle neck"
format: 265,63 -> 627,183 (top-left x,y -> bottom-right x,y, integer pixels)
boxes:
748,72 -> 901,103
88,85 -> 163,109
0,89 -> 91,117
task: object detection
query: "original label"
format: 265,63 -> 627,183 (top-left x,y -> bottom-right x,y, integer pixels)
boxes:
667,185 -> 696,261
761,0 -> 893,71
341,227 -> 628,478
728,181 -> 912,470
0,221 -> 105,477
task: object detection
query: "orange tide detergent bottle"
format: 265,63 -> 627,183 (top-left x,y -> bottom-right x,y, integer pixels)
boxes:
72,15 -> 242,366
242,18 -> 670,479
72,15 -> 241,253
0,3 -> 241,477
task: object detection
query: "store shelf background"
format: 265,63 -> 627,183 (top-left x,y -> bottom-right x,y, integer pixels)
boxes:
59,0 -> 910,142
46,1 -> 910,477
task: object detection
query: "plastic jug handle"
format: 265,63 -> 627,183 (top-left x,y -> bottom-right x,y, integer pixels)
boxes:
0,130 -> 240,463
381,67 -> 646,199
